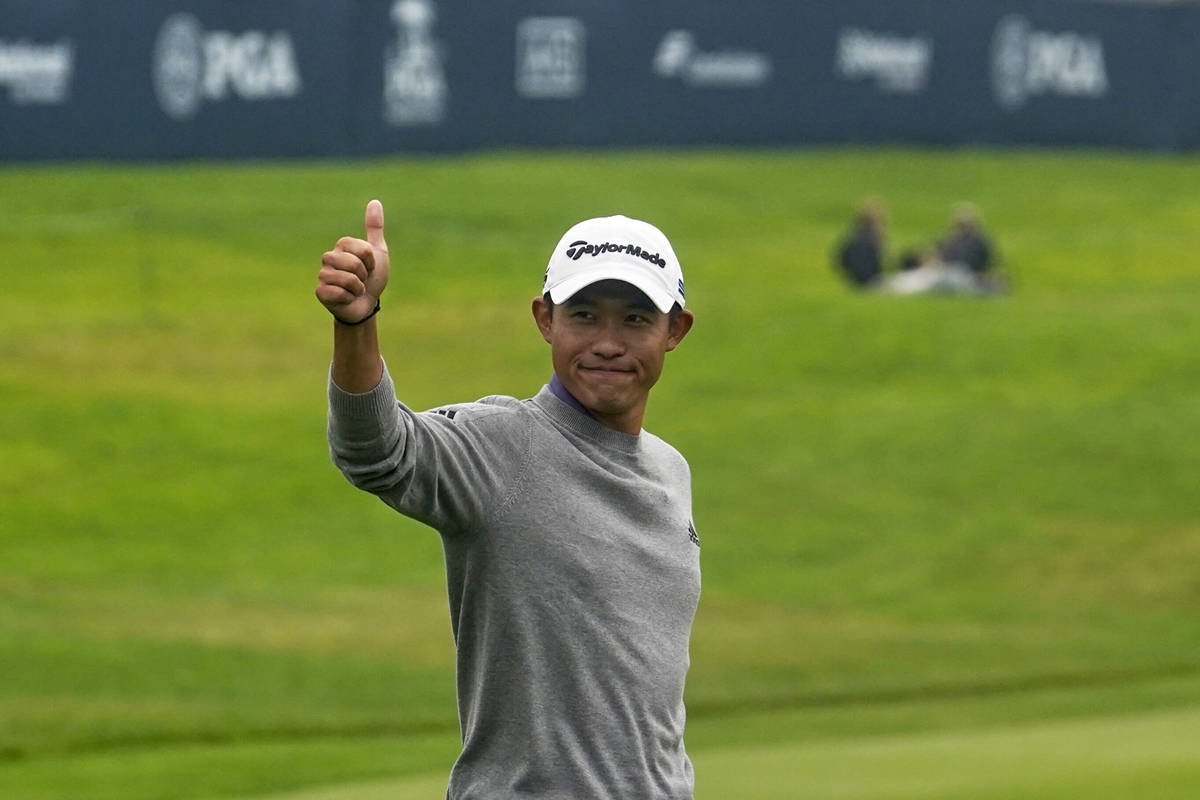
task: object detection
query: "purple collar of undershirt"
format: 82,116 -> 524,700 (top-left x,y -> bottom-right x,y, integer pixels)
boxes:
548,373 -> 595,419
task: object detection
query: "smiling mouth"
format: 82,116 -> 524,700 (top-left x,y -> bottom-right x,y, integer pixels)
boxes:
580,366 -> 634,377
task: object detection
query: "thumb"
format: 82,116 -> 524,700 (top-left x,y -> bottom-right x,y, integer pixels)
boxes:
365,199 -> 387,251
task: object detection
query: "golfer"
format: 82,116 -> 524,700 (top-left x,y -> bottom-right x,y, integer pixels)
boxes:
317,200 -> 700,799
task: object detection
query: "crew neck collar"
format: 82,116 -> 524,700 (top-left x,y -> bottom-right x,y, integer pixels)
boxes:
534,384 -> 642,453
548,373 -> 594,419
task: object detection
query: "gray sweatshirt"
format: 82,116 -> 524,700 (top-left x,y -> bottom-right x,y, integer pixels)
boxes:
328,364 -> 701,799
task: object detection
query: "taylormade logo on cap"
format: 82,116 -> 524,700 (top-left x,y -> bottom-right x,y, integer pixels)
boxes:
564,240 -> 668,268
543,215 -> 686,313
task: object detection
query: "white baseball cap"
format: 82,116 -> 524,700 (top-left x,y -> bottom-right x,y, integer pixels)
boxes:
542,215 -> 686,312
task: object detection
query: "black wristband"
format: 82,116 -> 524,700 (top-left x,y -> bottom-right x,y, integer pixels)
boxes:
336,298 -> 380,326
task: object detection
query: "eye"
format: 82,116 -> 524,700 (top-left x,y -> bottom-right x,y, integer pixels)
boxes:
569,309 -> 595,321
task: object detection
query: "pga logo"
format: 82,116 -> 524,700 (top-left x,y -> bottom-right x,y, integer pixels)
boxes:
153,13 -> 302,121
991,15 -> 1108,110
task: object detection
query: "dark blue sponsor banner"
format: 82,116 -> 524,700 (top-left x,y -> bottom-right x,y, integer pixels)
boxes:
1174,4 -> 1200,150
349,0 -> 463,152
962,0 -> 1187,149
2,0 -> 357,159
0,0 -> 87,158
139,0 -> 358,158
1,0 -> 1198,160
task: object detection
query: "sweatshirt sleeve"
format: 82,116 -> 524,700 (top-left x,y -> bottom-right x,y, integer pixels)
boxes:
327,362 -> 532,535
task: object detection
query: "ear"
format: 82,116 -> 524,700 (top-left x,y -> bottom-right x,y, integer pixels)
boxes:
531,295 -> 554,344
665,309 -> 694,352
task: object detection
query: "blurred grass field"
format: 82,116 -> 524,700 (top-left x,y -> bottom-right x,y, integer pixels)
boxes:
1,148 -> 1199,799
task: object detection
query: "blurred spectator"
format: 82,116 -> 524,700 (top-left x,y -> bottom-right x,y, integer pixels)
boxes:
938,202 -> 993,275
880,203 -> 1006,296
834,197 -> 887,288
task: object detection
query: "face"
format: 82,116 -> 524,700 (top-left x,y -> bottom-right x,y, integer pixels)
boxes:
532,280 -> 694,435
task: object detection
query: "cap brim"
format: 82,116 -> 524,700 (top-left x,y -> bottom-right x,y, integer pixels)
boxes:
546,261 -> 678,313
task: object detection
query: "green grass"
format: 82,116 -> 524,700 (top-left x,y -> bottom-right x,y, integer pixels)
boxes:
192,703 -> 1200,800
10,700 -> 1200,800
2,148 -> 1199,798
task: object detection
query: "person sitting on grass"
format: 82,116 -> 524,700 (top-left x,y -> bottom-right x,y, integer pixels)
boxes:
834,197 -> 888,289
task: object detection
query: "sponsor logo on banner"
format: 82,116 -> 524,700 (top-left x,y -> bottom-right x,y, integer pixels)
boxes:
0,39 -> 73,104
991,15 -> 1108,110
653,30 -> 771,88
153,13 -> 302,120
383,0 -> 446,126
515,17 -> 586,99
836,28 -> 931,93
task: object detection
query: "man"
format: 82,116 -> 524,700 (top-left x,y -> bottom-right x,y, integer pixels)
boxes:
835,197 -> 887,288
938,202 -> 993,275
316,200 -> 700,799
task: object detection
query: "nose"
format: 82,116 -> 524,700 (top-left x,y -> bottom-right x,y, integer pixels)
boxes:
590,319 -> 626,359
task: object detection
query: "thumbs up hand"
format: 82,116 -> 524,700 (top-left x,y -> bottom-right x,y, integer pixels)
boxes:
316,199 -> 391,324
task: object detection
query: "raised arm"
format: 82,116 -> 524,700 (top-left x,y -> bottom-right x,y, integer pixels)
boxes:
316,200 -> 391,392
319,202 -> 530,532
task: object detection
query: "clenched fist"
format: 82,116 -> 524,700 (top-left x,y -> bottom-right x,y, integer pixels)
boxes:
316,199 -> 390,324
